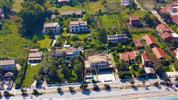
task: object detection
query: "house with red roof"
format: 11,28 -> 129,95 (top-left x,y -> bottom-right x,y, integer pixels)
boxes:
129,16 -> 142,27
133,40 -> 144,49
173,49 -> 178,60
156,24 -> 173,42
120,51 -> 137,63
141,52 -> 153,67
152,47 -> 167,60
143,35 -> 157,47
171,15 -> 178,25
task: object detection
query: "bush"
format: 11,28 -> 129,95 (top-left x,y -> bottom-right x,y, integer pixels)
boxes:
3,91 -> 13,98
32,89 -> 42,96
80,84 -> 88,90
93,85 -> 100,91
104,84 -> 111,91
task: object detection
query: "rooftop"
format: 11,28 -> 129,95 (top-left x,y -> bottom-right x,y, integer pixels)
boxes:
0,60 -> 15,66
120,51 -> 136,62
143,35 -> 157,45
44,22 -> 59,28
152,47 -> 167,59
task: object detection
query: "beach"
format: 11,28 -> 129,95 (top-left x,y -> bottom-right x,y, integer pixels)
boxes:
5,86 -> 178,100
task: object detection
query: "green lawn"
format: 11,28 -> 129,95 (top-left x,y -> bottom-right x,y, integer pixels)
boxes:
38,35 -> 52,49
86,0 -> 105,14
22,65 -> 41,87
132,32 -> 151,40
12,0 -> 23,13
164,66 -> 174,72
49,5 -> 82,12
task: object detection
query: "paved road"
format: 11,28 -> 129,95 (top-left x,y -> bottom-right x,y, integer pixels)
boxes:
134,0 -> 145,11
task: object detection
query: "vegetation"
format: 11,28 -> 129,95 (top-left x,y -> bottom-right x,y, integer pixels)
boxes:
22,65 -> 41,87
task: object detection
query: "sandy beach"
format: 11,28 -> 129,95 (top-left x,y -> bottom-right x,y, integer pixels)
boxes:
6,86 -> 178,100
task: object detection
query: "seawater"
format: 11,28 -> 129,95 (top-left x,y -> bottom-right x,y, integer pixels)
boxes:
148,95 -> 178,100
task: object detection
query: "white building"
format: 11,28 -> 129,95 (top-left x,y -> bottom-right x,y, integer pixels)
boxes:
43,22 -> 60,34
69,20 -> 89,33
121,0 -> 130,6
0,60 -> 16,71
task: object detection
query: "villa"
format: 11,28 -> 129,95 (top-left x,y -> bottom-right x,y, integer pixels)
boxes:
107,34 -> 128,44
43,22 -> 60,34
69,20 -> 89,33
120,51 -> 137,63
129,16 -> 142,27
156,24 -> 173,42
84,54 -> 115,82
28,49 -> 43,64
0,60 -> 16,71
152,47 -> 167,60
143,35 -> 158,47
54,47 -> 82,58
141,52 -> 153,67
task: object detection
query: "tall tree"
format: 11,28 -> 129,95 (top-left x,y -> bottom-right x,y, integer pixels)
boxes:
20,0 -> 46,37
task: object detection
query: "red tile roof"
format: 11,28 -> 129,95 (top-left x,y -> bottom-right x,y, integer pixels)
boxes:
156,24 -> 171,33
160,32 -> 173,40
120,51 -> 136,61
141,52 -> 151,62
152,47 -> 167,59
130,16 -> 140,21
171,15 -> 178,25
120,53 -> 129,62
134,40 -> 143,48
143,35 -> 157,45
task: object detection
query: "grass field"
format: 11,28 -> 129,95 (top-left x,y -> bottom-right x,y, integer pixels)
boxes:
22,65 -> 41,87
86,0 -> 105,14
38,35 -> 52,49
0,21 -> 36,59
12,0 -> 23,13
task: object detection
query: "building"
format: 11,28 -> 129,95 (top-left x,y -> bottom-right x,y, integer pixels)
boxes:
54,47 -> 82,58
171,15 -> 178,25
120,51 -> 137,63
173,49 -> 178,60
57,0 -> 70,5
43,22 -> 60,34
129,16 -> 142,27
108,34 -> 128,44
134,40 -> 144,49
84,54 -> 115,82
0,9 -> 4,19
28,49 -> 43,64
159,1 -> 178,16
156,24 -> 173,42
121,0 -> 130,7
59,10 -> 85,17
152,47 -> 167,60
69,20 -> 89,33
0,60 -> 16,71
141,52 -> 153,67
143,35 -> 157,47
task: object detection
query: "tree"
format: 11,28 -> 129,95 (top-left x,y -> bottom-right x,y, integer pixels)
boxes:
0,0 -> 13,17
20,0 -> 46,37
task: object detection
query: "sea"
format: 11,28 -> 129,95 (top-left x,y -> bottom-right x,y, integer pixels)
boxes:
148,95 -> 178,100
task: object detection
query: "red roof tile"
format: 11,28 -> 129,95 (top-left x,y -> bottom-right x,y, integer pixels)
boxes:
171,15 -> 178,25
141,52 -> 151,62
156,24 -> 171,33
143,35 -> 157,45
152,47 -> 167,59
120,51 -> 136,61
130,16 -> 140,21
